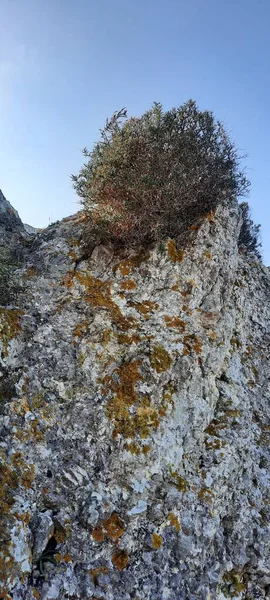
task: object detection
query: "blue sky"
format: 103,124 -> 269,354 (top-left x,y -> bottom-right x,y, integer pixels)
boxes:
0,0 -> 269,264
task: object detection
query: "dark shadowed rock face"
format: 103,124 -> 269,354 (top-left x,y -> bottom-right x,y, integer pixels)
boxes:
0,189 -> 22,230
0,198 -> 269,600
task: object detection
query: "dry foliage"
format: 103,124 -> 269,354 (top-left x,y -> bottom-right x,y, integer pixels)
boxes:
72,100 -> 250,248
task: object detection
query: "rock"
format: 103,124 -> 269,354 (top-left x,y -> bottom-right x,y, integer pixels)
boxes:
0,197 -> 269,599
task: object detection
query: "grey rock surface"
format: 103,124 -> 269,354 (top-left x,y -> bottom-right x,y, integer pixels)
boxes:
0,200 -> 269,600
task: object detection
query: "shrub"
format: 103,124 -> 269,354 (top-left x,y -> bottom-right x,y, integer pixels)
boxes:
238,202 -> 261,259
72,100 -> 250,247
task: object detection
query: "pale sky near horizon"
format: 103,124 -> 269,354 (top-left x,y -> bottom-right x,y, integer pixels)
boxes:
0,0 -> 269,264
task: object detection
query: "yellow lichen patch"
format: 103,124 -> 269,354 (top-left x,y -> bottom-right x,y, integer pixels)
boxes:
105,361 -> 160,441
182,334 -> 202,355
120,279 -> 137,290
33,589 -> 41,600
125,442 -> 151,455
63,271 -> 75,289
92,525 -> 105,542
73,320 -> 90,341
142,444 -> 151,454
116,333 -> 140,345
23,265 -> 37,278
125,442 -> 142,455
129,300 -> 159,316
171,283 -> 179,291
168,512 -> 181,532
75,272 -> 134,331
13,511 -> 31,525
63,553 -> 72,562
0,308 -> 23,358
152,533 -> 163,549
198,488 -> 215,503
167,240 -> 185,263
203,251 -> 213,260
159,384 -> 175,417
114,251 -> 150,276
205,437 -> 224,450
11,396 -> 30,416
207,330 -> 217,340
89,566 -> 108,585
112,549 -> 129,571
103,513 -> 125,540
0,450 -> 35,585
164,316 -> 186,333
151,345 -> 172,373
170,470 -> 188,493
206,210 -> 215,223
53,529 -> 66,545
182,305 -> 193,316
224,409 -> 241,419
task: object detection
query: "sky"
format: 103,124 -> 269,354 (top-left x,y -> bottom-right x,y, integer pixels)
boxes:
0,0 -> 269,264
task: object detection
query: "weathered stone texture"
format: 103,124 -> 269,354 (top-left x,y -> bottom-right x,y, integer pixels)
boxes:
0,198 -> 269,599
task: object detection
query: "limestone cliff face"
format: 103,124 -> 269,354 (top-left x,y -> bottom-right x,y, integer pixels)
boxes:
0,195 -> 269,600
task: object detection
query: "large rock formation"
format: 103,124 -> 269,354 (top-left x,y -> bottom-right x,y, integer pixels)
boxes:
0,194 -> 269,600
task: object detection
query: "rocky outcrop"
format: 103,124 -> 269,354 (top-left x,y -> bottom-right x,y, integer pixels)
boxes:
0,198 -> 269,600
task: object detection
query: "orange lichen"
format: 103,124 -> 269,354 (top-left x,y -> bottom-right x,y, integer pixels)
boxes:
105,361 -> 160,440
125,442 -> 151,455
120,279 -> 137,290
168,512 -> 181,532
112,549 -> 129,571
92,526 -> 105,542
63,272 -> 75,289
114,251 -> 150,276
0,308 -> 23,358
159,384 -> 175,417
142,444 -> 151,454
151,345 -> 172,373
0,450 -> 35,585
54,528 -> 67,544
204,251 -> 213,260
206,210 -> 215,223
167,240 -> 185,263
23,265 -> 37,278
170,470 -> 188,493
89,566 -> 109,586
129,300 -> 159,316
125,442 -> 142,455
33,590 -> 41,600
103,513 -> 125,540
198,488 -> 214,503
171,283 -> 179,291
116,333 -> 140,345
182,334 -> 202,355
74,272 -> 134,331
73,320 -> 90,340
164,316 -> 186,332
152,533 -> 163,549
